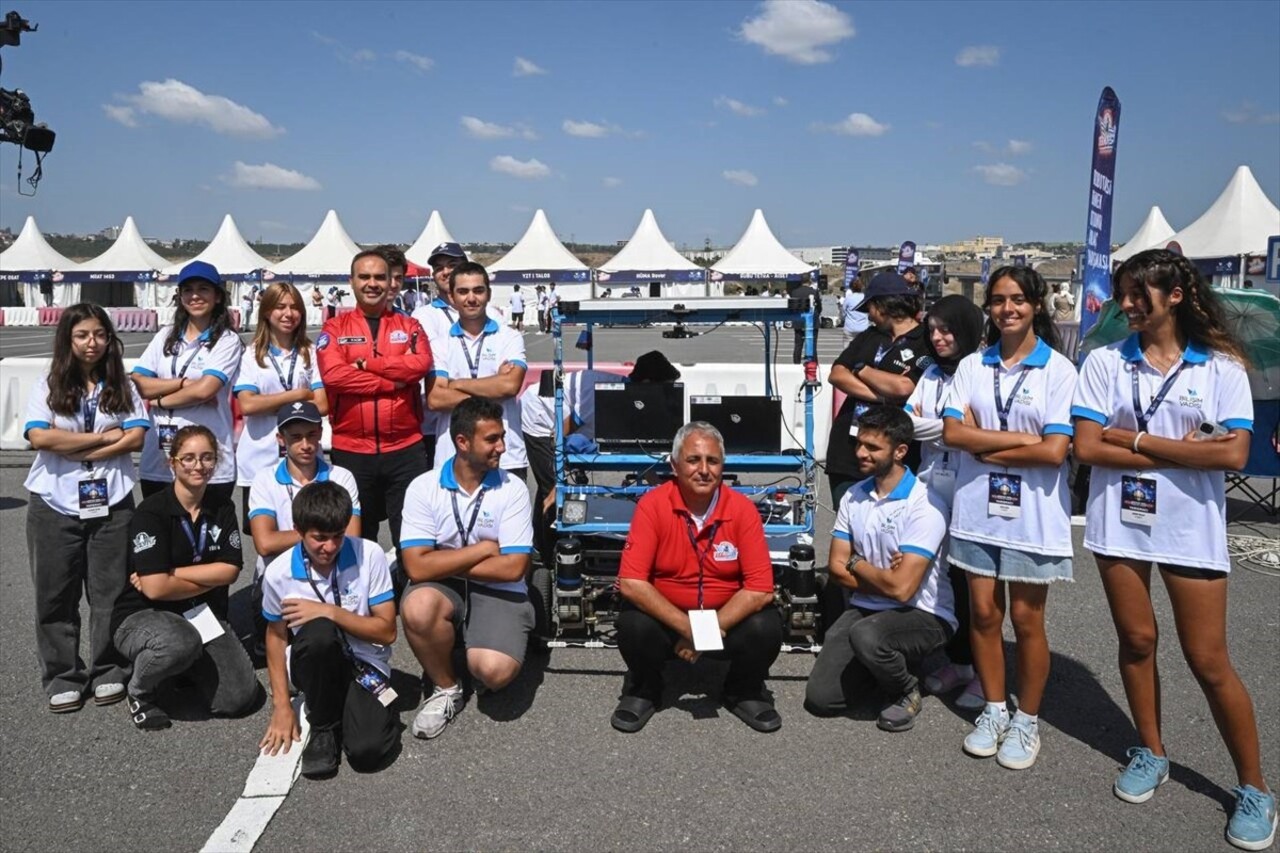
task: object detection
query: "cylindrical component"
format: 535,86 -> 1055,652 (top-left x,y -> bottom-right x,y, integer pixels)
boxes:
555,536 -> 583,593
803,359 -> 818,384
788,543 -> 816,599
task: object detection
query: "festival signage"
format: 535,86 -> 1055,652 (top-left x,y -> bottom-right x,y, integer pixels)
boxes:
1013,254 -> 1027,268
843,248 -> 860,289
896,241 -> 916,274
1080,86 -> 1121,335
980,257 -> 991,285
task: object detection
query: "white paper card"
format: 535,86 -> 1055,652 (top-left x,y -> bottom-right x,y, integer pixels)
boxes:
183,602 -> 226,645
689,609 -> 724,652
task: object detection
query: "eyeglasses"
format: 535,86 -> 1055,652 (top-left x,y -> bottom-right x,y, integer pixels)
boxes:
174,453 -> 217,469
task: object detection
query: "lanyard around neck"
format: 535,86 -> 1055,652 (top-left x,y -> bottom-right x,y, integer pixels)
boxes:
992,363 -> 1033,432
1132,359 -> 1189,433
180,517 -> 209,563
683,517 -> 722,611
450,487 -> 488,547
267,348 -> 299,391
460,332 -> 490,380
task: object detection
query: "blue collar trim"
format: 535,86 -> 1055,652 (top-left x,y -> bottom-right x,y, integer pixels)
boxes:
981,337 -> 1051,368
1120,333 -> 1210,365
857,468 -> 917,501
274,457 -> 331,485
431,297 -> 450,309
438,456 -> 503,492
289,537 -> 356,581
449,317 -> 500,338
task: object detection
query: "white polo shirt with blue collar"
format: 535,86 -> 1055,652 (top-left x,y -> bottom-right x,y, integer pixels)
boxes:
1072,334 -> 1253,572
832,469 -> 957,630
429,317 -> 528,470
247,457 -> 362,577
233,344 -> 324,486
942,337 -> 1077,557
261,536 -> 395,675
399,458 -> 534,595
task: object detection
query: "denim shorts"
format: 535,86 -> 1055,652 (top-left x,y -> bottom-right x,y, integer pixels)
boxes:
949,537 -> 1073,585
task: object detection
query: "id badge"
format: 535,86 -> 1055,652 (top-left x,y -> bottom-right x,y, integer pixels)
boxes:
351,657 -> 398,707
1120,475 -> 1157,526
987,473 -> 1023,519
77,476 -> 109,520
689,609 -> 724,652
182,602 -> 226,645
158,423 -> 178,456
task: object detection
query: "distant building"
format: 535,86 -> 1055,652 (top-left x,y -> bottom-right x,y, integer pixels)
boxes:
98,225 -> 122,240
939,235 -> 1005,257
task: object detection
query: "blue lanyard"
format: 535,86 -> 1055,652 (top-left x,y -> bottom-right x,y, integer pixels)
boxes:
992,364 -> 1033,432
450,487 -> 488,547
1132,359 -> 1189,433
180,518 -> 209,563
171,340 -> 203,381
683,517 -> 722,611
460,332 -> 490,380
266,348 -> 299,391
82,383 -> 102,433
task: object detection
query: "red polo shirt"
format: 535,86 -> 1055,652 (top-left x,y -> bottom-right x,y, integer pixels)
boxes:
618,481 -> 774,611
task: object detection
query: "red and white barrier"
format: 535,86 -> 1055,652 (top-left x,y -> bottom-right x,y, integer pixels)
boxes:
107,307 -> 159,333
0,309 -> 5,327
37,306 -> 64,326
5,307 -> 39,326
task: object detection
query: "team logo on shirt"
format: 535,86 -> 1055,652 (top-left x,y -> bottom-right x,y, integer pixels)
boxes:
317,333 -> 331,351
229,530 -> 241,549
713,541 -> 739,561
1014,387 -> 1035,406
899,348 -> 914,360
208,525 -> 223,548
132,532 -> 156,554
477,510 -> 496,529
1178,389 -> 1204,409
389,330 -> 409,344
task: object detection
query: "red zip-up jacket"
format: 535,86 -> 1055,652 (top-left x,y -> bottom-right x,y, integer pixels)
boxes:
316,308 -> 432,454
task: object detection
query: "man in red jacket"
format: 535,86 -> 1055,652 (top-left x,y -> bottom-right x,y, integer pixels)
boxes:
317,250 -> 433,565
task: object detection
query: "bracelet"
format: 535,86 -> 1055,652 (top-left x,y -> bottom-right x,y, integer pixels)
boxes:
1132,431 -> 1146,453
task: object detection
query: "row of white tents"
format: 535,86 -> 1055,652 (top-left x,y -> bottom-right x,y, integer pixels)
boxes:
0,204 -> 812,308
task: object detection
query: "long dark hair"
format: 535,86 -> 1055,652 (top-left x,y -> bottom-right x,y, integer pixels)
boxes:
924,294 -> 986,375
163,279 -> 234,356
1114,249 -> 1249,366
46,303 -> 133,417
982,265 -> 1061,351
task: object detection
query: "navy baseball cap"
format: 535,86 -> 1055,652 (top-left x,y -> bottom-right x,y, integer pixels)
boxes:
276,401 -> 324,429
855,271 -> 914,311
177,260 -> 223,288
427,242 -> 467,263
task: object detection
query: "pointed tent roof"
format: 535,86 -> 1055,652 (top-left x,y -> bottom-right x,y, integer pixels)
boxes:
0,216 -> 77,271
487,209 -> 589,282
711,209 -> 813,278
1113,206 -> 1177,263
162,214 -> 269,276
1166,166 -> 1280,259
76,216 -> 171,272
270,209 -> 360,276
600,209 -> 702,274
405,210 -> 458,266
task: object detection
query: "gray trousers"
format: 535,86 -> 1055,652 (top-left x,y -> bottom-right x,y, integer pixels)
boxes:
805,605 -> 951,713
27,493 -> 134,696
114,609 -> 260,715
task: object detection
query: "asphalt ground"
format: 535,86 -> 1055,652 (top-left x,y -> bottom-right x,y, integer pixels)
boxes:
1,327 -> 1278,853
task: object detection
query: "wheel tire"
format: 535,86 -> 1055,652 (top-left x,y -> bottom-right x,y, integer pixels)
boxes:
529,566 -> 554,641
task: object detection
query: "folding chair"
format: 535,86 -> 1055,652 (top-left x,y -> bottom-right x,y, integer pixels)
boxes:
1226,399 -> 1280,520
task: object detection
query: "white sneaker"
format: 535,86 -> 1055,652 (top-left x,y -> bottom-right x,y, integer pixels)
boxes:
93,682 -> 126,706
412,685 -> 464,740
50,690 -> 84,713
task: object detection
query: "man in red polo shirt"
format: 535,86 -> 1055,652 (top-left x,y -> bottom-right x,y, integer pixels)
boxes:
612,422 -> 783,734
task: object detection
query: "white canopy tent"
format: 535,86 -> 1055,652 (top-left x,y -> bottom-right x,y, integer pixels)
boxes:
0,216 -> 80,307
161,214 -> 271,305
1112,205 -> 1176,263
1166,165 -> 1280,288
598,209 -> 707,297
710,209 -> 813,293
74,216 -> 172,307
269,210 -> 361,301
405,210 -> 458,267
487,209 -> 591,300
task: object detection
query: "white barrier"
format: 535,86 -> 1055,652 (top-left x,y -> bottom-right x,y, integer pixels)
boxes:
5,307 -> 39,327
155,306 -> 177,328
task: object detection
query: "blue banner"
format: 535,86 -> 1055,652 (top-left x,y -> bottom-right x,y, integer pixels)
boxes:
980,257 -> 991,284
491,268 -> 591,285
596,269 -> 705,284
896,241 -> 916,274
843,248 -> 860,289
1080,86 -> 1121,335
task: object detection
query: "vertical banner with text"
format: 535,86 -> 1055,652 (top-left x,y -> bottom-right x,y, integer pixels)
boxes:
897,241 -> 916,274
843,248 -> 860,289
1080,86 -> 1121,335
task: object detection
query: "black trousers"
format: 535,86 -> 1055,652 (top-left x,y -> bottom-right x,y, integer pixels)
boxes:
330,440 -> 428,561
792,325 -> 818,364
523,432 -> 556,566
291,619 -> 397,771
617,605 -> 783,703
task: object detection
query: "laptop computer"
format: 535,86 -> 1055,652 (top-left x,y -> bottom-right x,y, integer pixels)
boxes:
594,382 -> 685,451
689,395 -> 783,454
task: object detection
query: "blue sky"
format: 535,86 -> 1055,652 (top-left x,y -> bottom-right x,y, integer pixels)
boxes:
1,0 -> 1277,249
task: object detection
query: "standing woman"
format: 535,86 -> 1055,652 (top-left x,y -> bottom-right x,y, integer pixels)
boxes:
111,425 -> 259,730
130,261 -> 243,505
1072,249 -> 1273,850
906,295 -> 987,710
234,281 -> 327,518
24,304 -> 150,712
941,266 -> 1076,771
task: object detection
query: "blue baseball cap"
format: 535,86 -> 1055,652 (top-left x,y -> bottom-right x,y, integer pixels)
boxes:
177,260 -> 223,288
427,242 -> 467,264
855,271 -> 913,311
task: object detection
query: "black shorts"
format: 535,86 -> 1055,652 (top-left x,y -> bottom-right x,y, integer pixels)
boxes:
1095,553 -> 1227,580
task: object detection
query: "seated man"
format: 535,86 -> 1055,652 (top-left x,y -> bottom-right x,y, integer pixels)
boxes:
399,396 -> 536,741
613,421 -> 783,734
805,406 -> 956,732
259,481 -> 398,779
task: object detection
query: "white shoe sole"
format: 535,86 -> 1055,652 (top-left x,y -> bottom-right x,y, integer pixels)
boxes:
412,719 -> 447,740
997,743 -> 1041,770
1227,814 -> 1278,852
963,738 -> 1001,758
1113,771 -> 1168,804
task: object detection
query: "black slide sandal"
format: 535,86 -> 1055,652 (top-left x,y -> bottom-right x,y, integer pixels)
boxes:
723,696 -> 782,733
610,696 -> 657,733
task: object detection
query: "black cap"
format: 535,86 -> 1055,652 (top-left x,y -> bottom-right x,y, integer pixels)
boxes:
276,401 -> 324,429
427,241 -> 467,264
855,271 -> 915,311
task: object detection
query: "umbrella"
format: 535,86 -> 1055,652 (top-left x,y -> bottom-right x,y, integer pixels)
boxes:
1216,288 -> 1280,400
1078,299 -> 1131,359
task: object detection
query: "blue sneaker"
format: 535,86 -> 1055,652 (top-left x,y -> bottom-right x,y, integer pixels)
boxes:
1227,785 -> 1277,851
962,705 -> 1009,758
996,715 -> 1040,770
1114,747 -> 1170,803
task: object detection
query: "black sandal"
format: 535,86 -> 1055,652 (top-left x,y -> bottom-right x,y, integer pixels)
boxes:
610,695 -> 657,733
723,695 -> 782,733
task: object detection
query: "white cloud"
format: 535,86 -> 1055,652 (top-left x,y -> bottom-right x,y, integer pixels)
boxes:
715,96 -> 765,117
349,48 -> 377,63
1222,101 -> 1280,125
461,116 -> 536,140
811,112 -> 889,137
972,163 -> 1027,186
513,56 -> 548,77
1007,139 -> 1033,155
105,79 -> 283,138
602,176 -> 623,188
490,155 -> 550,179
956,45 -> 1000,67
975,139 -> 1032,156
722,169 -> 759,187
773,96 -> 789,107
394,50 -> 434,73
563,119 -> 609,138
227,161 -> 321,191
738,0 -> 855,65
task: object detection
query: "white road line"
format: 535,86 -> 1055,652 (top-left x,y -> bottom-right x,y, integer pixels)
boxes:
200,697 -> 309,853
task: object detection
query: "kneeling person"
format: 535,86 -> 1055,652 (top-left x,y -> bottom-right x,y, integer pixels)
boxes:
613,422 -> 783,734
399,397 -> 535,740
259,481 -> 398,779
805,406 -> 956,732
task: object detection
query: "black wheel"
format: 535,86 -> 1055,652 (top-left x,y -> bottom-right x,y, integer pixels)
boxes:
816,571 -> 847,642
529,566 -> 554,641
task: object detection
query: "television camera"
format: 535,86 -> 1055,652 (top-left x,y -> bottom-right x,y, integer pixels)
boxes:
1,10 -> 55,194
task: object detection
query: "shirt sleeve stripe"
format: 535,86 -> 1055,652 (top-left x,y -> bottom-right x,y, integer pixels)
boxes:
831,530 -> 851,541
201,368 -> 229,384
123,418 -> 151,431
899,545 -> 936,561
1043,423 -> 1074,437
499,545 -> 534,554
400,538 -> 435,549
310,381 -> 324,390
942,407 -> 964,421
1222,418 -> 1253,432
428,370 -> 449,379
1069,406 -> 1107,425
509,359 -> 528,369
232,384 -> 261,394
262,610 -> 283,622
247,508 -> 276,520
131,366 -> 158,377
368,590 -> 395,606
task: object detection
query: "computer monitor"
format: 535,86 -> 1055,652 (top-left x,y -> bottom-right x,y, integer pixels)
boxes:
594,382 -> 685,451
689,395 -> 783,454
